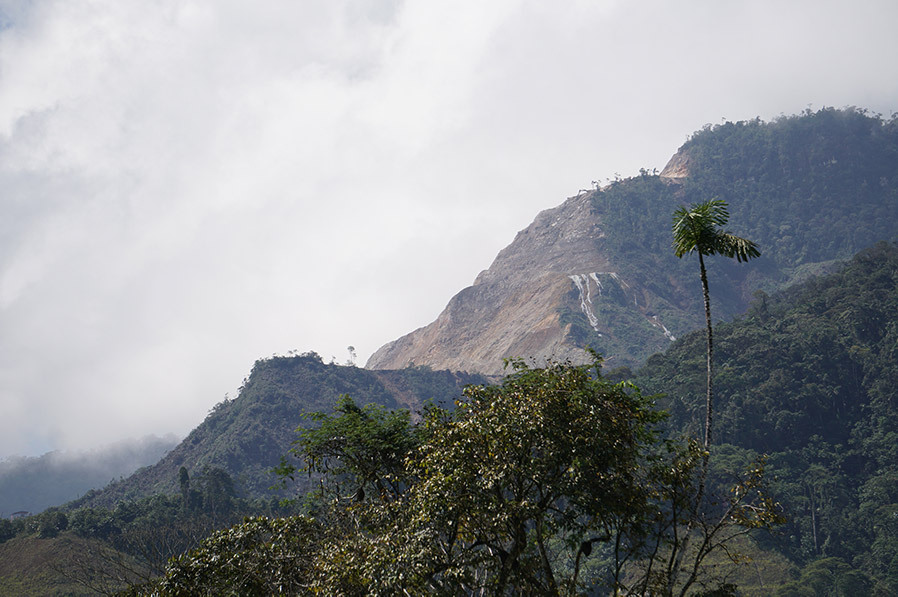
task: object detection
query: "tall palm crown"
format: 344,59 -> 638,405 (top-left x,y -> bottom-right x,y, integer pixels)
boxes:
672,199 -> 760,263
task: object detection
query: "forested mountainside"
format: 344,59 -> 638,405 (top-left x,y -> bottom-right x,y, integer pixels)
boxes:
3,246 -> 895,595
633,241 -> 898,590
368,108 -> 898,375
8,243 -> 884,596
0,435 -> 177,516
70,354 -> 485,509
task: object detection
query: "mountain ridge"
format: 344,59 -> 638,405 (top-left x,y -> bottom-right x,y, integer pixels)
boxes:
70,356 -> 487,508
367,108 -> 898,374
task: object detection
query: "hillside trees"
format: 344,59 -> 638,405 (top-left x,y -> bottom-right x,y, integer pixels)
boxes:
679,108 -> 898,268
143,358 -> 782,595
582,108 -> 898,369
73,355 -> 486,509
281,395 -> 418,505
637,242 -> 898,591
0,520 -> 13,544
0,467 -> 301,593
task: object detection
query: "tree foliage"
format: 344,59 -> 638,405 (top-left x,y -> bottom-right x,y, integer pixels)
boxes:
638,242 -> 898,591
140,358 -> 782,595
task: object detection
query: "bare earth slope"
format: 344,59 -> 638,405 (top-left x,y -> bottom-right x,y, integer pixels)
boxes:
366,193 -> 681,374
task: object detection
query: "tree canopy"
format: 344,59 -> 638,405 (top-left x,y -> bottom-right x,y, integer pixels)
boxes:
140,357 -> 781,596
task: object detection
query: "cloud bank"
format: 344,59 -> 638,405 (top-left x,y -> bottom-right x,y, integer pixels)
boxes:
1,0 -> 896,455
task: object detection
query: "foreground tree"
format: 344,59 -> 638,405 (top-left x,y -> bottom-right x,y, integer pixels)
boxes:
140,358 -> 781,595
380,356 -> 664,594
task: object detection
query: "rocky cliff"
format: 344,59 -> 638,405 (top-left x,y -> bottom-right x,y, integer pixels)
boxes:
366,192 -> 680,375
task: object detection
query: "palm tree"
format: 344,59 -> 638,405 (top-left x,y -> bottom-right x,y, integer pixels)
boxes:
672,198 -> 760,452
666,199 -> 759,595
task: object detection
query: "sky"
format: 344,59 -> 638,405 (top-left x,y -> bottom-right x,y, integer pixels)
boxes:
1,0 -> 897,458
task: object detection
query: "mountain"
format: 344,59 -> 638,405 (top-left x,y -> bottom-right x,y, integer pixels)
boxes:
7,108 -> 898,594
71,354 -> 486,508
42,242 -> 896,595
367,193 -> 618,373
367,108 -> 898,375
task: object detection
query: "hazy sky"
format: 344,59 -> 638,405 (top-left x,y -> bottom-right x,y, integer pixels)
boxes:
1,0 -> 897,457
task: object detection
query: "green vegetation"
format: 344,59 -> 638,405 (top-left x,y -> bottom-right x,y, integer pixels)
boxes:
0,465 -> 301,594
600,108 -> 898,280
139,357 -> 781,595
573,107 -> 898,366
69,355 -> 486,509
636,242 -> 898,594
680,109 -> 898,268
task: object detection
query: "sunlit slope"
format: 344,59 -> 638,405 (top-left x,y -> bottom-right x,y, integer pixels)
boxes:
368,108 -> 898,374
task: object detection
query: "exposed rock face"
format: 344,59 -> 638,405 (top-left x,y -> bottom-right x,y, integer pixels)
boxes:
366,193 -> 676,375
659,147 -> 691,181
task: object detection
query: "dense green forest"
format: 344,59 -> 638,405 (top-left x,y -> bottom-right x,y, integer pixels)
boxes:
634,241 -> 898,594
599,108 -> 898,281
574,108 -> 898,364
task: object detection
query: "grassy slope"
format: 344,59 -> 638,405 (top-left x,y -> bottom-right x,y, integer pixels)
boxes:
0,533 -> 141,596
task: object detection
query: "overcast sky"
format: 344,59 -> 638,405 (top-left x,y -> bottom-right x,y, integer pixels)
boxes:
1,0 -> 896,457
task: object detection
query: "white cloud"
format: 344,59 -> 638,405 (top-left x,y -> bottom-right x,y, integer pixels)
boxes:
0,0 -> 896,455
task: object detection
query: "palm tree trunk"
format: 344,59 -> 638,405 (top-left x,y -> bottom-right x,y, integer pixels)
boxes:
699,251 -> 713,451
667,252 -> 714,594
695,250 -> 713,515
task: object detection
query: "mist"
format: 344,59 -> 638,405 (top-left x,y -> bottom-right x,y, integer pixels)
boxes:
1,0 -> 897,456
0,434 -> 179,514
